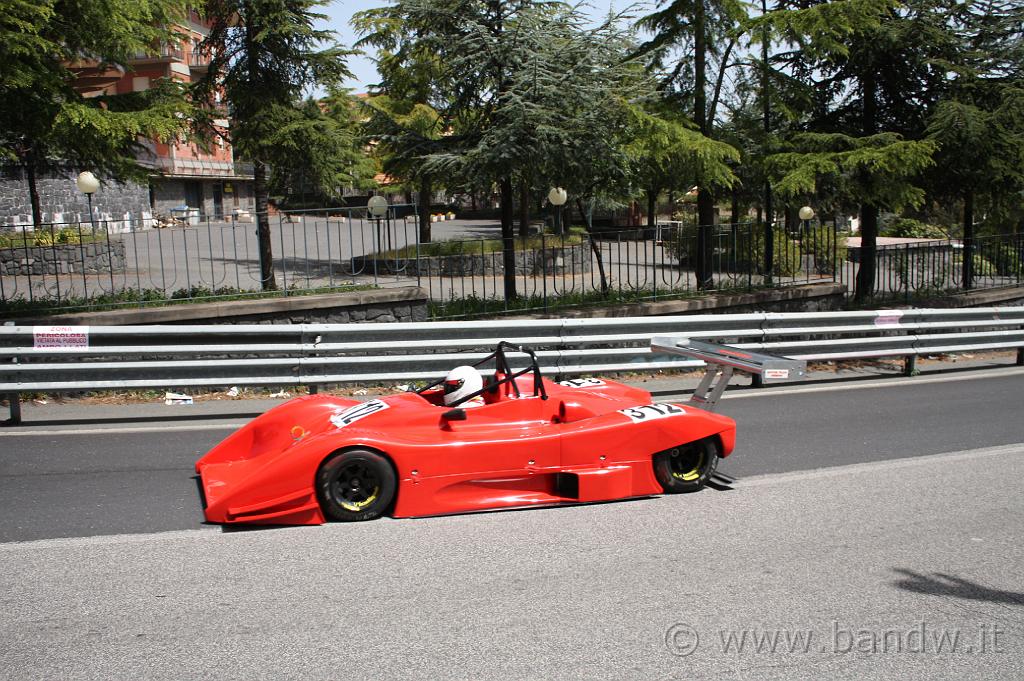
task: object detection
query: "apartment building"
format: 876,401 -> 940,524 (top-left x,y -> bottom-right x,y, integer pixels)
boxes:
0,9 -> 253,228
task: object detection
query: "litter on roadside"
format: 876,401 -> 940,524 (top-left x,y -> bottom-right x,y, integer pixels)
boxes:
164,391 -> 193,405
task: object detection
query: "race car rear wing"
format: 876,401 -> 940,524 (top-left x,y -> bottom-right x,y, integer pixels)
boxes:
651,337 -> 807,412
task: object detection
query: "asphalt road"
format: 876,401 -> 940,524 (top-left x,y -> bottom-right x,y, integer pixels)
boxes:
2,370 -> 1022,543
2,370 -> 1023,679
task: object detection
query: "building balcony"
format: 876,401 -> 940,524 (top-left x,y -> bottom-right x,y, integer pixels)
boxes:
151,157 -> 254,179
189,49 -> 212,73
132,44 -> 186,64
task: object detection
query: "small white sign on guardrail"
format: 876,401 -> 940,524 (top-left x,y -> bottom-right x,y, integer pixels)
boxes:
33,326 -> 89,349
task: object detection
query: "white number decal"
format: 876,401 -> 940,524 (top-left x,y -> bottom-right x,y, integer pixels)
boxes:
618,403 -> 685,423
558,378 -> 607,388
330,399 -> 390,428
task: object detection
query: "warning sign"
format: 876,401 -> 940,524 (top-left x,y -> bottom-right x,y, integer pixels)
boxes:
33,326 -> 89,349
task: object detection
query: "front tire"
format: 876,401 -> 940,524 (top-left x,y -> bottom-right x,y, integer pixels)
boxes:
316,449 -> 396,521
653,438 -> 719,493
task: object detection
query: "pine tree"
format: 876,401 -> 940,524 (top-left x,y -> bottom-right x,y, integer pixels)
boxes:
757,0 -> 956,301
354,0 -> 662,301
636,0 -> 748,287
199,0 -> 349,290
925,0 -> 1024,287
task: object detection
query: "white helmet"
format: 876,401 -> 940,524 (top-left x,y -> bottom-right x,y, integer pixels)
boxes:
443,365 -> 483,406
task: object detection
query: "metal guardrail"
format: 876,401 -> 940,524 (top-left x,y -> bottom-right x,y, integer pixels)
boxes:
2,307 -> 1023,424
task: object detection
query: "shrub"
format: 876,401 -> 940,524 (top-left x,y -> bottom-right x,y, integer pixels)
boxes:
982,243 -> 1023,277
882,218 -> 949,240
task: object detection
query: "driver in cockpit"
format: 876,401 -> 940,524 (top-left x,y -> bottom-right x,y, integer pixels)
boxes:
443,365 -> 486,407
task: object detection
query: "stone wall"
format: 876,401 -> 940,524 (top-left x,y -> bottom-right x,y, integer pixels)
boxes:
11,287 -> 429,326
0,241 -> 126,276
506,282 -> 848,319
0,166 -> 151,229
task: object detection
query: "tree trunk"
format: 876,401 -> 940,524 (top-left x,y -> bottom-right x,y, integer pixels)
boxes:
854,204 -> 878,302
518,180 -> 531,238
962,189 -> 974,290
854,70 -> 878,303
693,0 -> 714,290
577,197 -> 608,295
761,0 -> 774,282
499,176 -> 517,301
418,176 -> 431,243
25,160 -> 43,230
647,189 -> 657,229
253,159 -> 276,290
730,187 -> 740,225
696,191 -> 715,289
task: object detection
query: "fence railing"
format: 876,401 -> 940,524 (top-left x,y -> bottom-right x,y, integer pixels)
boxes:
2,209 -> 1022,317
3,307 -> 1023,423
842,234 -> 1024,303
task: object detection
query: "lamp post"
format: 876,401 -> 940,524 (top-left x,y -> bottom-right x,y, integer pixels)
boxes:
76,171 -> 100,234
548,187 -> 567,236
798,205 -> 814,238
367,195 -> 389,254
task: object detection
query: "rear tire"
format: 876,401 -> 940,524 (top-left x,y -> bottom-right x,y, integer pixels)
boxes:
316,449 -> 396,521
653,438 -> 719,493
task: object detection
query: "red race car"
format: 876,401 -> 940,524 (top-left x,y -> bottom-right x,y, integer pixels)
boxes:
196,342 -> 736,525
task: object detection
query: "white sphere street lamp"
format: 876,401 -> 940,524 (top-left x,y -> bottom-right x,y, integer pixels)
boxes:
367,195 -> 389,217
76,171 -> 100,195
548,187 -> 568,236
548,187 -> 567,207
798,205 -> 815,243
367,195 -> 391,253
76,171 -> 100,234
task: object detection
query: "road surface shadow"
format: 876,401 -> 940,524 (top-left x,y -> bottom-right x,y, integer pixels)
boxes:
891,568 -> 1024,606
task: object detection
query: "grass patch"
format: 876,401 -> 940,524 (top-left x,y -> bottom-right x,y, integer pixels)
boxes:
0,227 -> 106,249
0,283 -> 375,317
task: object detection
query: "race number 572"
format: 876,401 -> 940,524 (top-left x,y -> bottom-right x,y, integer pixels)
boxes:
619,403 -> 685,423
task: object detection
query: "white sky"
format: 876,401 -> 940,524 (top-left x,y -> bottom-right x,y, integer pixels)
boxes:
320,0 -> 645,92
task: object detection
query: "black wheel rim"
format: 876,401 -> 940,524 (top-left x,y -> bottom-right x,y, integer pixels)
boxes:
330,461 -> 381,512
669,444 -> 705,482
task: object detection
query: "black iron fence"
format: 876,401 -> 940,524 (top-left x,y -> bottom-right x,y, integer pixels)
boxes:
1,208 -> 1021,317
842,233 -> 1024,304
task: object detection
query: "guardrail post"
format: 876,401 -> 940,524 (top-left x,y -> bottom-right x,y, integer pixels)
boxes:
5,392 -> 21,425
1017,347 -> 1023,366
904,355 -> 918,377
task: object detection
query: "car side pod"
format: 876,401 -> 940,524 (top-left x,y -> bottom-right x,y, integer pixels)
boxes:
650,337 -> 807,411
